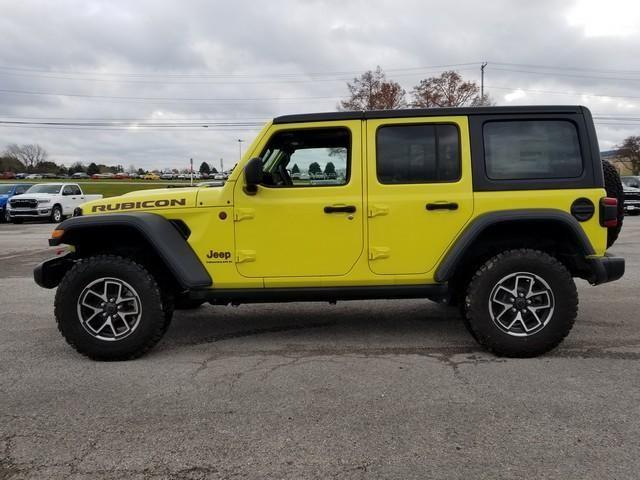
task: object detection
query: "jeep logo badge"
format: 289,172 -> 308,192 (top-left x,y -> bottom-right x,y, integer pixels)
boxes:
206,250 -> 232,264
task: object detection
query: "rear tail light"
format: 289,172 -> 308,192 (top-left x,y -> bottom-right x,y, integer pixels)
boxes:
600,197 -> 618,228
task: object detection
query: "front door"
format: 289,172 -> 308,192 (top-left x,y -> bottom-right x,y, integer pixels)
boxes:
234,121 -> 364,278
366,116 -> 474,275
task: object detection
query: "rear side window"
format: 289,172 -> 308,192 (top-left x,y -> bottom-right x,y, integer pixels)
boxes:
377,124 -> 460,184
483,120 -> 583,180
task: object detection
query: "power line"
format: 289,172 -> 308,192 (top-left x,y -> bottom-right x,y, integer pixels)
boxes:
0,88 -> 345,102
0,120 -> 263,127
486,85 -> 640,101
0,67 -> 479,85
0,62 -> 482,79
0,124 -> 262,132
491,67 -> 640,83
488,61 -> 640,76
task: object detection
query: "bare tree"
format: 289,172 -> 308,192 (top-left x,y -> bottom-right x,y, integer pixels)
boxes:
4,144 -> 49,171
412,71 -> 493,108
340,66 -> 406,111
616,136 -> 640,175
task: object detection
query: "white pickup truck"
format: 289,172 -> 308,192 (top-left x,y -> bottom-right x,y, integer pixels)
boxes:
7,183 -> 102,224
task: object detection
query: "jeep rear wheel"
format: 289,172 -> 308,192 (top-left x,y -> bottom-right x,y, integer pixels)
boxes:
464,249 -> 577,357
55,255 -> 173,360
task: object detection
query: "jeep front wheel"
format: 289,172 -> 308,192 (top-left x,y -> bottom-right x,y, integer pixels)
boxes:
54,255 -> 172,360
464,249 -> 577,357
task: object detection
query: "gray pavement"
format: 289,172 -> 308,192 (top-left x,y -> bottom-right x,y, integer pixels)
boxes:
1,218 -> 639,479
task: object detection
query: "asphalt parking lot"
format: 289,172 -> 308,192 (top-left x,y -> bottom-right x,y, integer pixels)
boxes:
1,218 -> 639,479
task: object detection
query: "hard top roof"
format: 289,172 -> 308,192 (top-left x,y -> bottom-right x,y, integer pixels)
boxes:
273,105 -> 587,124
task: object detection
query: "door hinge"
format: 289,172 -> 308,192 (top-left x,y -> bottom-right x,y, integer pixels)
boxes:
369,247 -> 391,260
236,250 -> 256,263
234,208 -> 255,222
368,204 -> 389,218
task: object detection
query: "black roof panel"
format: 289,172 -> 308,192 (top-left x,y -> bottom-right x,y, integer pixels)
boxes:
273,105 -> 586,124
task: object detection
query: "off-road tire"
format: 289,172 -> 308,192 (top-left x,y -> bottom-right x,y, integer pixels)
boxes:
1,208 -> 9,223
50,205 -> 63,224
464,249 -> 578,358
602,160 -> 624,248
54,255 -> 173,360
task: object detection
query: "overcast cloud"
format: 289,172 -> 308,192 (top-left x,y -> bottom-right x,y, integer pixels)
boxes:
1,0 -> 639,171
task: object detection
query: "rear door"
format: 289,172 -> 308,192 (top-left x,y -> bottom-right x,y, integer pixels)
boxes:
366,116 -> 474,275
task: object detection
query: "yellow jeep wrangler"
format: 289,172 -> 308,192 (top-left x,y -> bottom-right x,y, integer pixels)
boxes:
35,106 -> 625,360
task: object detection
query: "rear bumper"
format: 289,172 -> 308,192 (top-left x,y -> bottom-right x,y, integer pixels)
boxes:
587,254 -> 625,285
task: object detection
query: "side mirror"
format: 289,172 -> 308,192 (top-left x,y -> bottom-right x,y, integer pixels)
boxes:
243,157 -> 263,195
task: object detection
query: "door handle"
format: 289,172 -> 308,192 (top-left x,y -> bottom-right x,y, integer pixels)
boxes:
324,205 -> 356,214
426,202 -> 458,211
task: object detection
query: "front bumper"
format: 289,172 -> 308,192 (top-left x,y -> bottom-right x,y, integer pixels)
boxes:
587,254 -> 625,285
624,200 -> 640,213
9,208 -> 51,218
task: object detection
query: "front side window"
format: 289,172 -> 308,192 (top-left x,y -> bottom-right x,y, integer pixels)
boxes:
260,128 -> 350,187
484,120 -> 583,180
376,124 -> 461,184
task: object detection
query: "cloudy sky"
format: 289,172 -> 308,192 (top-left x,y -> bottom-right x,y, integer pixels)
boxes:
1,0 -> 639,171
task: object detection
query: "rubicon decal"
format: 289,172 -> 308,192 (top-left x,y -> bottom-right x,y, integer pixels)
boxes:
91,198 -> 186,212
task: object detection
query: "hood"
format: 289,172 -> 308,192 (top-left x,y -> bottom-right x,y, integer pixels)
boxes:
623,185 -> 640,193
81,187 -> 201,215
9,193 -> 55,201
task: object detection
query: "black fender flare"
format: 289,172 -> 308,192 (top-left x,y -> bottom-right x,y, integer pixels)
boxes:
43,212 -> 211,289
434,209 -> 596,282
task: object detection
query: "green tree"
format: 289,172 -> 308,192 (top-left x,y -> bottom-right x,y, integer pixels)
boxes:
68,162 -> 85,175
34,161 -> 59,173
87,162 -> 100,176
0,156 -> 26,173
291,164 -> 300,174
137,168 -> 146,176
308,162 -> 322,175
324,162 -> 336,175
199,161 -> 211,175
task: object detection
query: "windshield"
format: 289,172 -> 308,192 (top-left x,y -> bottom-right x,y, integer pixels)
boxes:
622,177 -> 640,189
0,185 -> 14,194
26,184 -> 62,194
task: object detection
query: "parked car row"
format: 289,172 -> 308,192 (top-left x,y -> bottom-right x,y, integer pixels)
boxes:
622,176 -> 640,216
0,183 -> 102,223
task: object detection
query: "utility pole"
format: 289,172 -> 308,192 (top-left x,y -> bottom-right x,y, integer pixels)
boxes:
220,158 -> 224,173
237,139 -> 244,161
480,62 -> 488,99
189,158 -> 193,186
